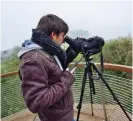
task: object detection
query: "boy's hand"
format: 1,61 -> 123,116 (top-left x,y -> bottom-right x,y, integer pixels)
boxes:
66,67 -> 77,74
66,68 -> 69,71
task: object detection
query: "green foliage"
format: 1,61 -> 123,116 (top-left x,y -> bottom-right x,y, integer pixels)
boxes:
1,46 -> 20,74
93,36 -> 132,66
73,53 -> 84,62
1,56 -> 19,74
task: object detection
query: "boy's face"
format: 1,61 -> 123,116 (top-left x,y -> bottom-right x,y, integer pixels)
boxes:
51,32 -> 65,46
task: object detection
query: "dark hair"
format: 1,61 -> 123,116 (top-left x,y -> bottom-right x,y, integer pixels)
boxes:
36,14 -> 69,36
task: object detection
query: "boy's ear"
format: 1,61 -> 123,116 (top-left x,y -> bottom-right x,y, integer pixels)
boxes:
51,32 -> 57,40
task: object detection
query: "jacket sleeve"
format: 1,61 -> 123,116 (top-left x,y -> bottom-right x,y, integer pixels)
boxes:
64,47 -> 79,69
20,59 -> 75,113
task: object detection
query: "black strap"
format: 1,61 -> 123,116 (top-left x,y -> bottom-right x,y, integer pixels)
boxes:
100,52 -> 104,73
18,69 -> 22,81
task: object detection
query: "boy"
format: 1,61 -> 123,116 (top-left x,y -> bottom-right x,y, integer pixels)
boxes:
18,14 -> 78,121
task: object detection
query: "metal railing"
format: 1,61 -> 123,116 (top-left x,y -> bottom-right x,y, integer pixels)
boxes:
1,63 -> 132,121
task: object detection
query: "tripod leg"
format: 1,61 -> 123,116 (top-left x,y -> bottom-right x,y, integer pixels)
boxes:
88,66 -> 94,116
89,79 -> 94,116
91,63 -> 132,121
76,67 -> 88,121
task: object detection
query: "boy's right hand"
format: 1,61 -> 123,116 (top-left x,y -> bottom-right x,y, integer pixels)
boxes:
62,70 -> 75,86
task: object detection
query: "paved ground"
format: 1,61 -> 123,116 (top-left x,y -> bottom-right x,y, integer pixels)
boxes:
2,103 -> 131,121
2,109 -> 104,121
34,111 -> 104,121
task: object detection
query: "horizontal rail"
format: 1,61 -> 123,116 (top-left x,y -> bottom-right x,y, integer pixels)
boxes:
1,71 -> 18,78
69,62 -> 132,73
1,63 -> 132,78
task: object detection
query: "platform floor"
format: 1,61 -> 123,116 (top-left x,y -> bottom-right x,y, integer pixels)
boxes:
34,111 -> 104,121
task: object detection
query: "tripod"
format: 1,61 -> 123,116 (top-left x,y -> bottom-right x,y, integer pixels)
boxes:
75,53 -> 131,121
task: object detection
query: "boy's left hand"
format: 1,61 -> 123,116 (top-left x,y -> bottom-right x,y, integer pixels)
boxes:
66,67 -> 77,74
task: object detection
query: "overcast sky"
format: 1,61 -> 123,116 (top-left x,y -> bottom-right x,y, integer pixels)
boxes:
1,0 -> 132,51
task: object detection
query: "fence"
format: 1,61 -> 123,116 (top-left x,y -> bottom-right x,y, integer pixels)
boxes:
1,63 -> 132,121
